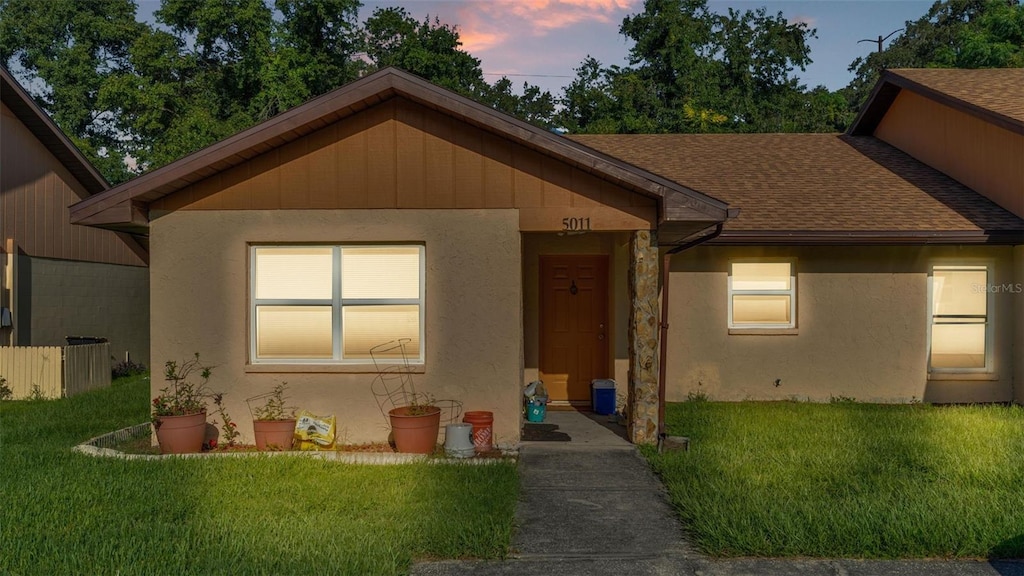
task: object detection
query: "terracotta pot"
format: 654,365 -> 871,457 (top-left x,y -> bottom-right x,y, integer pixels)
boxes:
154,412 -> 207,454
388,406 -> 441,454
253,419 -> 297,451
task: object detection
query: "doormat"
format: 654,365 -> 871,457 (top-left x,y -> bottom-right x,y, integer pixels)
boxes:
521,423 -> 571,442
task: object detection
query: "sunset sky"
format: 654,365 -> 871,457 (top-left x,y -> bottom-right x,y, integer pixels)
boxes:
137,0 -> 937,96
356,0 -> 934,94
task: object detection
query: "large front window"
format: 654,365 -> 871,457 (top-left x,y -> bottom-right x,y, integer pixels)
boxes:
251,245 -> 424,363
930,265 -> 989,371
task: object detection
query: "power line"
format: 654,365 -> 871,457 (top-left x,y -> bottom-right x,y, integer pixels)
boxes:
858,28 -> 903,53
482,72 -> 573,78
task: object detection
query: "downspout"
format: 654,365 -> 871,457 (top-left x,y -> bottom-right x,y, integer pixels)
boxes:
657,221 -> 728,445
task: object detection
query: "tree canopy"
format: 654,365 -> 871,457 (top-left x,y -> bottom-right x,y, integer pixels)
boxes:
1,0 -> 1021,183
844,0 -> 1024,110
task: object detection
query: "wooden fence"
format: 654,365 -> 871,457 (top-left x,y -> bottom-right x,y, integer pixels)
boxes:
0,343 -> 111,399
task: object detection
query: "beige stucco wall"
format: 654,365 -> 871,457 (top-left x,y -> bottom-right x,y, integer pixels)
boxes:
521,232 -> 631,410
150,209 -> 523,446
18,256 -> 149,365
665,245 -> 1017,404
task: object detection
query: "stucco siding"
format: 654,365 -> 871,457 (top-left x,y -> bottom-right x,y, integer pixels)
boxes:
875,90 -> 1024,219
16,256 -> 149,365
150,209 -> 522,446
665,245 -> 1016,404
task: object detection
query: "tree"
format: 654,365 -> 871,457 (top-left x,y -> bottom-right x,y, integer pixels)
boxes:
845,0 -> 1024,111
559,0 -> 834,134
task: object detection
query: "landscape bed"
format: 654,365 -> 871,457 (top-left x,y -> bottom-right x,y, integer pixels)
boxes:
0,375 -> 518,576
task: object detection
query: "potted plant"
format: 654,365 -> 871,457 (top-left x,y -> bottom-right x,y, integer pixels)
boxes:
246,382 -> 296,451
152,353 -> 216,454
388,394 -> 441,454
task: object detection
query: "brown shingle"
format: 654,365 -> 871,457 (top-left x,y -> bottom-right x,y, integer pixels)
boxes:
889,68 -> 1024,125
569,133 -> 1024,237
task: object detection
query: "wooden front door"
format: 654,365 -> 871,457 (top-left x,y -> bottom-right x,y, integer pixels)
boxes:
540,255 -> 610,404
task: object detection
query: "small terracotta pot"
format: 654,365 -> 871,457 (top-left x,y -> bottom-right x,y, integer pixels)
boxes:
388,406 -> 441,454
154,412 -> 207,454
253,419 -> 297,451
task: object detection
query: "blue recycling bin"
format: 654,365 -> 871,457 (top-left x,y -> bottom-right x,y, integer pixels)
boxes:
591,379 -> 616,415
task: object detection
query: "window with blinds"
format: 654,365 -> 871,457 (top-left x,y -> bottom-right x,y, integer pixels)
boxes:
251,245 -> 424,363
728,261 -> 796,329
930,265 -> 989,371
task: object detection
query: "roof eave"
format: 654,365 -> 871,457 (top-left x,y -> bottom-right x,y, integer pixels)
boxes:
0,66 -> 110,195
850,69 -> 1024,137
710,229 -> 1024,246
70,68 -> 730,230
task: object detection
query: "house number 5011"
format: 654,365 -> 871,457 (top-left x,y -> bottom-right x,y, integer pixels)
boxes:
562,217 -> 592,231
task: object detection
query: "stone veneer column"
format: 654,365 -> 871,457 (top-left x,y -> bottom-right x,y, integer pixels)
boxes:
627,230 -> 660,444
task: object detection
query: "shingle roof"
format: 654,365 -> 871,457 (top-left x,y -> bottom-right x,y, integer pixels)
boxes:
851,68 -> 1024,136
570,133 -> 1024,242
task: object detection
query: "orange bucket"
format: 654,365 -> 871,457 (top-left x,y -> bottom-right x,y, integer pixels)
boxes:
462,411 -> 494,453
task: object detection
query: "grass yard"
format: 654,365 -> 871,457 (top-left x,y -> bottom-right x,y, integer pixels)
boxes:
0,375 -> 518,576
643,400 -> 1024,559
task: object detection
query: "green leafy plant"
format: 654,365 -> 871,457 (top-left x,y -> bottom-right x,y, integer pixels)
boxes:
0,376 -> 11,401
112,358 -> 147,379
405,392 -> 439,416
26,384 -> 46,401
211,392 -> 239,447
247,382 -> 295,421
151,353 -> 216,420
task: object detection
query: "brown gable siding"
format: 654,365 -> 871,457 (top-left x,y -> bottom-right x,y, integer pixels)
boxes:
1,102 -> 146,266
571,133 -> 1024,241
889,68 -> 1024,127
152,99 -> 658,231
875,89 -> 1024,220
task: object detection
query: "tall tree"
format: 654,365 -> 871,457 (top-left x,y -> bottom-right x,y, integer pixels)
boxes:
0,0 -> 147,181
559,0 -> 830,133
845,0 -> 1024,111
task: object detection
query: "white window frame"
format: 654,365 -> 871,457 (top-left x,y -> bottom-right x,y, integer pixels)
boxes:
249,244 -> 426,364
727,259 -> 797,330
927,261 -> 993,374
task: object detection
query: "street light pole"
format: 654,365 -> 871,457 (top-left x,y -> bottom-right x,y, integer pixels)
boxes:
858,28 -> 903,53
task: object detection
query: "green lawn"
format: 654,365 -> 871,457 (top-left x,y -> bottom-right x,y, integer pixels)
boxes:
643,400 -> 1024,559
0,375 -> 518,576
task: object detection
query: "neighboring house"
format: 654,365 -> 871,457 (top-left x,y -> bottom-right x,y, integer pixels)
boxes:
575,68 -> 1024,406
1,67 -> 149,366
70,67 -> 1022,447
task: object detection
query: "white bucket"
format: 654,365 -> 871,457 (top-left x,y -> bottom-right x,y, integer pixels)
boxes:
444,423 -> 475,458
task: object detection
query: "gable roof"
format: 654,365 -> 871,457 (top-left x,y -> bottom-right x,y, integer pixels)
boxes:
1,66 -> 110,195
850,68 -> 1024,137
69,67 -> 731,238
571,133 -> 1024,244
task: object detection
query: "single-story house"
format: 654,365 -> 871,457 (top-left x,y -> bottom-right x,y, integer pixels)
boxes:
1,66 -> 150,367
70,67 -> 1022,446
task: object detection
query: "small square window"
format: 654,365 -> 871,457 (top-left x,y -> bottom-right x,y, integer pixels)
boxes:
729,261 -> 795,329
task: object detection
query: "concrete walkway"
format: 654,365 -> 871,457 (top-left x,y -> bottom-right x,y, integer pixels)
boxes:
412,411 -> 1024,576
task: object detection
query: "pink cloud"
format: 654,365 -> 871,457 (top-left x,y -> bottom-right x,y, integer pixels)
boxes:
791,15 -> 817,28
455,0 -> 640,53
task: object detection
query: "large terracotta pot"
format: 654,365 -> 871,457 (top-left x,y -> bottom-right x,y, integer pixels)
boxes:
388,406 -> 441,454
154,412 -> 207,454
253,419 -> 297,451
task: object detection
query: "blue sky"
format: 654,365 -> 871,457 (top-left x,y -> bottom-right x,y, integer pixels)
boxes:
355,0 -> 934,93
138,0 -> 937,95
